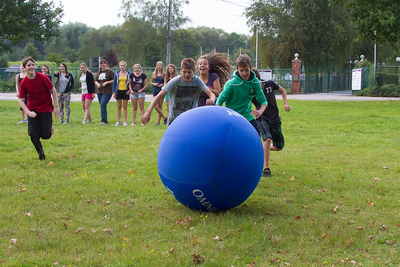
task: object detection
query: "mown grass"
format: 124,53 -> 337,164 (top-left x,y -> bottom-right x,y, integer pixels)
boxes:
0,98 -> 399,266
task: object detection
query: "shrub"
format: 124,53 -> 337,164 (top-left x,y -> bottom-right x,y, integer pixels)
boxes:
356,84 -> 400,97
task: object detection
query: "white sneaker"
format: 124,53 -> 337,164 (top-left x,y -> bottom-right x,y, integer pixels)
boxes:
123,122 -> 128,126
82,121 -> 87,124
131,122 -> 136,126
115,122 -> 121,126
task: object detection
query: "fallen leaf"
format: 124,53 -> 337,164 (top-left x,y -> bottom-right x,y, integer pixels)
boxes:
290,176 -> 295,180
124,224 -> 128,229
316,189 -> 325,193
357,227 -> 363,230
380,225 -> 387,230
333,206 -> 338,213
53,261 -> 59,266
386,240 -> 393,245
47,161 -> 53,165
74,227 -> 84,234
339,201 -> 344,206
10,239 -> 17,244
25,212 -> 32,217
368,201 -> 374,207
321,233 -> 327,238
212,235 -> 222,241
265,210 -> 274,215
295,216 -> 301,220
374,178 -> 381,181
90,227 -> 97,233
102,229 -> 113,233
301,205 -> 308,209
269,257 -> 280,263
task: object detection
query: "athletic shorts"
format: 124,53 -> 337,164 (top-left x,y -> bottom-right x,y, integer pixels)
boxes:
165,93 -> 169,102
82,93 -> 94,101
116,90 -> 130,100
258,119 -> 284,149
28,111 -> 53,139
130,91 -> 146,99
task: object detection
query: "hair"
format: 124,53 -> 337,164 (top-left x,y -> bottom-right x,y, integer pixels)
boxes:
236,54 -> 252,68
197,52 -> 232,88
80,62 -> 87,68
22,57 -> 35,68
100,59 -> 108,65
181,58 -> 196,71
151,61 -> 164,80
60,62 -> 70,78
119,61 -> 127,66
252,69 -> 261,80
133,63 -> 142,72
164,64 -> 178,84
41,65 -> 50,74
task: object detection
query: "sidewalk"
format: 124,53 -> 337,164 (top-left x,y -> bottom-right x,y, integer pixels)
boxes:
1,92 -> 399,102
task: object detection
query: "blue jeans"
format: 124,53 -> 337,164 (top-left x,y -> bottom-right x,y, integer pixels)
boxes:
97,93 -> 112,123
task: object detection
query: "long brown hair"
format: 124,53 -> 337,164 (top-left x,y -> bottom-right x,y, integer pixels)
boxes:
60,62 -> 71,78
197,52 -> 231,88
164,64 -> 178,84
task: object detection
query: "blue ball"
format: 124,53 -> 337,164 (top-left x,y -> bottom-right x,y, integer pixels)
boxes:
158,106 -> 263,211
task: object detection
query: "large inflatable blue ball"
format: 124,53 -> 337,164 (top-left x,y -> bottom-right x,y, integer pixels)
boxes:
157,106 -> 264,211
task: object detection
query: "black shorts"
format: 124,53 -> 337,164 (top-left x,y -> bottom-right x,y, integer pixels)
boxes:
116,90 -> 130,100
153,87 -> 162,96
258,119 -> 284,149
28,112 -> 53,140
249,119 -> 261,137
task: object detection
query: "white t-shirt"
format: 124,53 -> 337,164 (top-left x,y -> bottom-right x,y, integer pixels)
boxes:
80,74 -> 87,94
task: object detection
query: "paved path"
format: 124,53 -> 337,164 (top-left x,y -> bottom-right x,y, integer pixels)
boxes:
1,92 -> 399,102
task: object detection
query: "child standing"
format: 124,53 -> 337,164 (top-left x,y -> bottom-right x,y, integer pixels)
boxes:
15,64 -> 28,123
141,58 -> 216,125
163,64 -> 178,123
150,61 -> 167,125
129,64 -> 148,125
19,57 -> 59,160
113,61 -> 131,126
252,70 -> 291,177
54,62 -> 74,123
216,54 -> 267,134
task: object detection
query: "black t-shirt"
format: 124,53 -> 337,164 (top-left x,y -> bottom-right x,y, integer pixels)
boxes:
253,80 -> 281,121
130,73 -> 147,92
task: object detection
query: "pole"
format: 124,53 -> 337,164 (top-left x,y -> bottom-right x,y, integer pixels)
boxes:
166,0 -> 172,65
255,29 -> 258,69
374,31 -> 377,85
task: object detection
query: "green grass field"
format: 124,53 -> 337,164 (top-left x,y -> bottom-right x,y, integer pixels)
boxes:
0,99 -> 399,266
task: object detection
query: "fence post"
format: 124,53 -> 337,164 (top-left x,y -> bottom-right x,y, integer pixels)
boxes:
327,58 -> 330,93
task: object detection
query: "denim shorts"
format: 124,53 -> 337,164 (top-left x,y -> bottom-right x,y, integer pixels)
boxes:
130,91 -> 146,99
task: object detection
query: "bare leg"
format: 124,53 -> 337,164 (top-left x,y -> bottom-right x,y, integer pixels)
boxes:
138,98 -> 145,117
131,98 -> 138,124
117,99 -> 122,123
84,99 -> 93,122
123,99 -> 128,123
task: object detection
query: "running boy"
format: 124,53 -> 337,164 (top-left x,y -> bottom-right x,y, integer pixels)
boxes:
19,57 -> 60,160
216,54 -> 267,134
252,69 -> 291,177
141,58 -> 216,125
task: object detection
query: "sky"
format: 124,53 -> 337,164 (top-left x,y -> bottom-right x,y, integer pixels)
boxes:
45,0 -> 251,35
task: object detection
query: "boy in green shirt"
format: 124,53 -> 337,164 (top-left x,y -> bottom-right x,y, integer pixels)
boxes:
216,54 -> 267,134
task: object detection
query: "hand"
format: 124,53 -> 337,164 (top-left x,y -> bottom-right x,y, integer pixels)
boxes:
206,98 -> 214,105
54,71 -> 58,75
28,111 -> 37,118
53,107 -> 60,118
112,93 -> 116,99
92,93 -> 96,99
16,93 -> 19,97
96,83 -> 101,89
250,109 -> 263,119
154,83 -> 159,87
102,83 -> 106,87
140,111 -> 151,125
283,105 -> 291,112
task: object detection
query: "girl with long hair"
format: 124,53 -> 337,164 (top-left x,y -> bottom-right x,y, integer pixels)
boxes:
150,61 -> 167,125
129,63 -> 148,125
54,62 -> 75,123
164,64 -> 178,123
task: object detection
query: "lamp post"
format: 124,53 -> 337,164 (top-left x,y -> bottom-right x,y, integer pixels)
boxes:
396,57 -> 400,85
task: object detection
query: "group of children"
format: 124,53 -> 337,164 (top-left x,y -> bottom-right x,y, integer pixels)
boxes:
17,53 -> 290,178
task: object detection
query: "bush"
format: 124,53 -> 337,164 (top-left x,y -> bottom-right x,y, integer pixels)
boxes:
356,84 -> 400,97
0,57 -> 8,68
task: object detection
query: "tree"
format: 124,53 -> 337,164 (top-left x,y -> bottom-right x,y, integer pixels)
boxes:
0,0 -> 63,53
23,43 -> 40,59
47,53 -> 65,67
0,56 -> 8,68
63,49 -> 79,63
330,0 -> 400,45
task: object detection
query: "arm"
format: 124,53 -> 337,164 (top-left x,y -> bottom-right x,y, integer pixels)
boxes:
140,78 -> 148,93
15,75 -> 20,97
204,88 -> 216,105
140,90 -> 167,125
19,97 -> 33,117
50,87 -> 60,118
250,82 -> 268,119
216,83 -> 231,106
112,73 -> 118,93
210,78 -> 222,97
150,74 -> 155,86
278,85 -> 291,112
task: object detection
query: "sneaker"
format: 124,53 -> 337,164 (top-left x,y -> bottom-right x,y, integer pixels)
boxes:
115,122 -> 121,126
131,122 -> 136,126
262,168 -> 271,178
100,122 -> 107,125
38,150 -> 46,160
59,120 -> 64,123
164,118 -> 168,125
19,119 -> 25,123
23,119 -> 28,123
82,121 -> 87,124
156,122 -> 160,125
141,123 -> 144,126
64,120 -> 69,124
123,122 -> 128,126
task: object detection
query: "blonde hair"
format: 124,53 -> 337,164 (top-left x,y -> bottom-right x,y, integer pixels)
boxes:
133,63 -> 142,72
119,61 -> 127,66
151,61 -> 164,80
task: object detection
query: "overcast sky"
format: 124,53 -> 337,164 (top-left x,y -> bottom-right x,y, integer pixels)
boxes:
46,0 -> 251,35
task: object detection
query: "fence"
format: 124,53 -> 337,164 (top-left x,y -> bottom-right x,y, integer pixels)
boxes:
2,66 -> 399,94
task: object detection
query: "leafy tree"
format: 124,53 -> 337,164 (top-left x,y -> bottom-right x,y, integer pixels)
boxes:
103,48 -> 119,67
0,56 -> 8,68
47,53 -> 65,67
246,0 -> 352,68
63,49 -> 79,63
0,0 -> 63,53
23,43 -> 40,59
330,0 -> 400,45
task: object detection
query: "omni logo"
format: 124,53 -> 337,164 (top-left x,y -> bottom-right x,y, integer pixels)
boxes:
192,189 -> 213,210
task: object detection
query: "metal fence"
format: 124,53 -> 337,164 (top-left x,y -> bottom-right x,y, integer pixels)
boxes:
2,66 -> 399,94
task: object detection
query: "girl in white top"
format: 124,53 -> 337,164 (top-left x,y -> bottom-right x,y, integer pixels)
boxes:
15,64 -> 28,123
